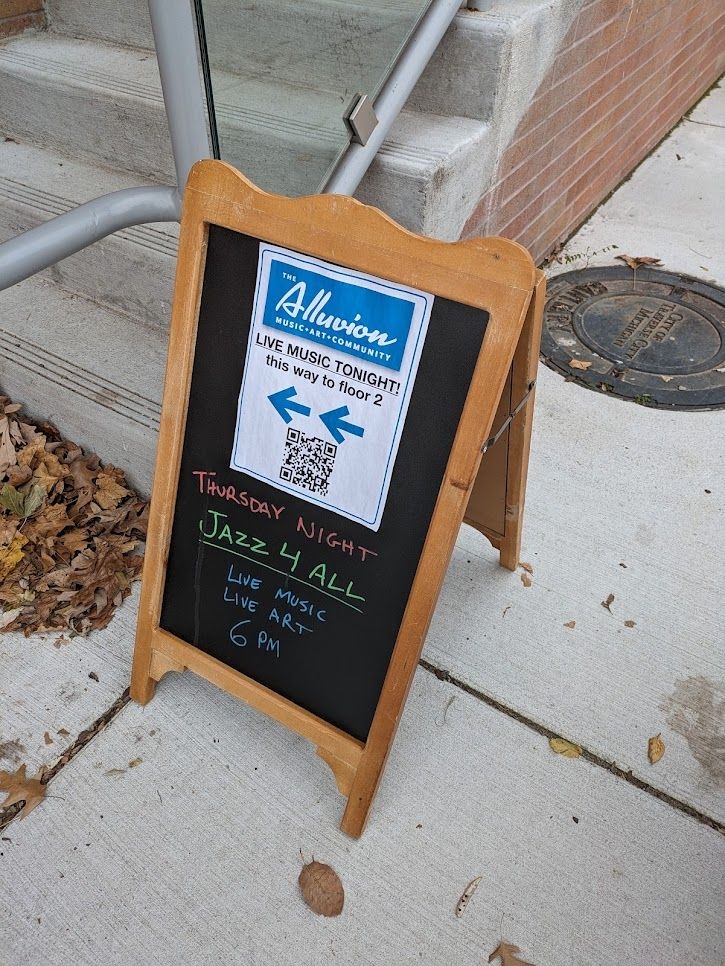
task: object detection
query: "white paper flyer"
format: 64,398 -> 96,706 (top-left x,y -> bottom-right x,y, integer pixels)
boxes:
230,243 -> 434,531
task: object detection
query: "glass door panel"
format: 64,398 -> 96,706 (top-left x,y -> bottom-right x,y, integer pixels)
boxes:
194,0 -> 435,196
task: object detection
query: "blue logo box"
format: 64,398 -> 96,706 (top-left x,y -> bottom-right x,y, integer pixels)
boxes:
262,256 -> 414,372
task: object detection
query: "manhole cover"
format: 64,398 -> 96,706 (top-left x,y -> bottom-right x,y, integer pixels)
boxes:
542,267 -> 725,410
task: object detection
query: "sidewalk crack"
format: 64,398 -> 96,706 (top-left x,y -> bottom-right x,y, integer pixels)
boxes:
419,659 -> 725,836
0,689 -> 130,831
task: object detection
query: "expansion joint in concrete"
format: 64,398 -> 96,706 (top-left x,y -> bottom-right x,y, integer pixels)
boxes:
3,666 -> 723,838
0,688 -> 130,832
419,659 -> 725,837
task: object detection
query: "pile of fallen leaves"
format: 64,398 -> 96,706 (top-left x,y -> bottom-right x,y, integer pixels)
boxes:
0,395 -> 148,635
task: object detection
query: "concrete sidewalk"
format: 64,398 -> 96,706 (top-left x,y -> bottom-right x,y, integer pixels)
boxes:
1,81 -> 723,965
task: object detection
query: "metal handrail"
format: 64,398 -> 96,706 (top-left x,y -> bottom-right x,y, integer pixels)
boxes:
0,0 -> 461,291
0,186 -> 179,291
323,0 -> 463,194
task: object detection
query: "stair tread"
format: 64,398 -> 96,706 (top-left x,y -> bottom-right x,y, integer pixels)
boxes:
45,0 -> 451,89
0,32 -> 484,172
0,275 -> 165,417
0,33 -> 164,101
0,275 -> 166,491
0,2 -> 521,495
0,139 -> 178,258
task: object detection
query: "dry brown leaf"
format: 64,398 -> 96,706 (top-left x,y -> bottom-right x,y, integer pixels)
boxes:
17,420 -> 44,446
648,734 -> 665,764
520,572 -> 532,588
0,607 -> 22,629
57,728 -> 70,737
24,503 -> 70,542
6,463 -> 32,488
0,533 -> 27,582
56,529 -> 88,556
569,359 -> 592,370
22,484 -> 47,518
94,474 -> 131,511
68,456 -> 98,491
0,415 -> 18,476
455,876 -> 482,917
298,860 -> 344,917
43,731 -> 53,746
563,620 -> 576,629
0,395 -> 147,636
519,561 -> 534,574
615,254 -> 663,270
52,635 -> 71,648
549,737 -> 582,758
624,620 -> 636,628
32,456 -> 66,496
16,437 -> 45,468
0,517 -> 18,546
601,593 -> 615,612
128,757 -> 142,768
0,764 -> 46,818
0,484 -> 25,517
489,941 -> 535,965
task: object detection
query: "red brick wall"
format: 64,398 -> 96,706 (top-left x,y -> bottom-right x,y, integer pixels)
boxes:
462,0 -> 725,264
0,0 -> 45,39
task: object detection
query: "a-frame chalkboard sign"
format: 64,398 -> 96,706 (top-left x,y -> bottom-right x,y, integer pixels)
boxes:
131,160 -> 544,837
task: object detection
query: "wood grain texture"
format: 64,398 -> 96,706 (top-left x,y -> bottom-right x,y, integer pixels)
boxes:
464,370 -> 511,543
131,160 -> 537,837
498,269 -> 545,570
464,270 -> 545,570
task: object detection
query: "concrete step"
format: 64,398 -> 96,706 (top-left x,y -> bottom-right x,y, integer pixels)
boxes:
45,0 -> 427,85
0,33 -> 174,184
360,109 -> 491,240
0,1 -> 565,496
45,0 -> 429,65
0,276 -> 164,494
44,0 -> 541,125
0,140 -> 177,328
0,32 -> 487,238
45,0 -> 157,50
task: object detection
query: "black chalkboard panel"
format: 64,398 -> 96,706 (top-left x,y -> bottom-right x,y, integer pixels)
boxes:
159,225 -> 488,741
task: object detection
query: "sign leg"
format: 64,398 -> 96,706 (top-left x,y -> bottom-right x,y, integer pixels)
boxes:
465,271 -> 545,570
130,647 -> 157,705
130,607 -> 161,705
340,745 -> 386,839
498,271 -> 545,570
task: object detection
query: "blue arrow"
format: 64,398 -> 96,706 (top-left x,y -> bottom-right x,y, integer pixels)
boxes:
268,386 -> 311,423
319,405 -> 365,444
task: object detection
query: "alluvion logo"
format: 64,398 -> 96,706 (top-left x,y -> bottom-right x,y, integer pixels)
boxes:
262,256 -> 415,372
275,283 -> 397,347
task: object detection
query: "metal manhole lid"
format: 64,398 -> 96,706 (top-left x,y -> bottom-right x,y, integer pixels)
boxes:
542,266 -> 725,410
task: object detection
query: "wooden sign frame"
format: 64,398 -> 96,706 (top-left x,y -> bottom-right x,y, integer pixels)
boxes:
131,160 -> 544,838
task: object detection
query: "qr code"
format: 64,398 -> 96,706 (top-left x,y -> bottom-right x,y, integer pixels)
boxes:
280,427 -> 337,496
